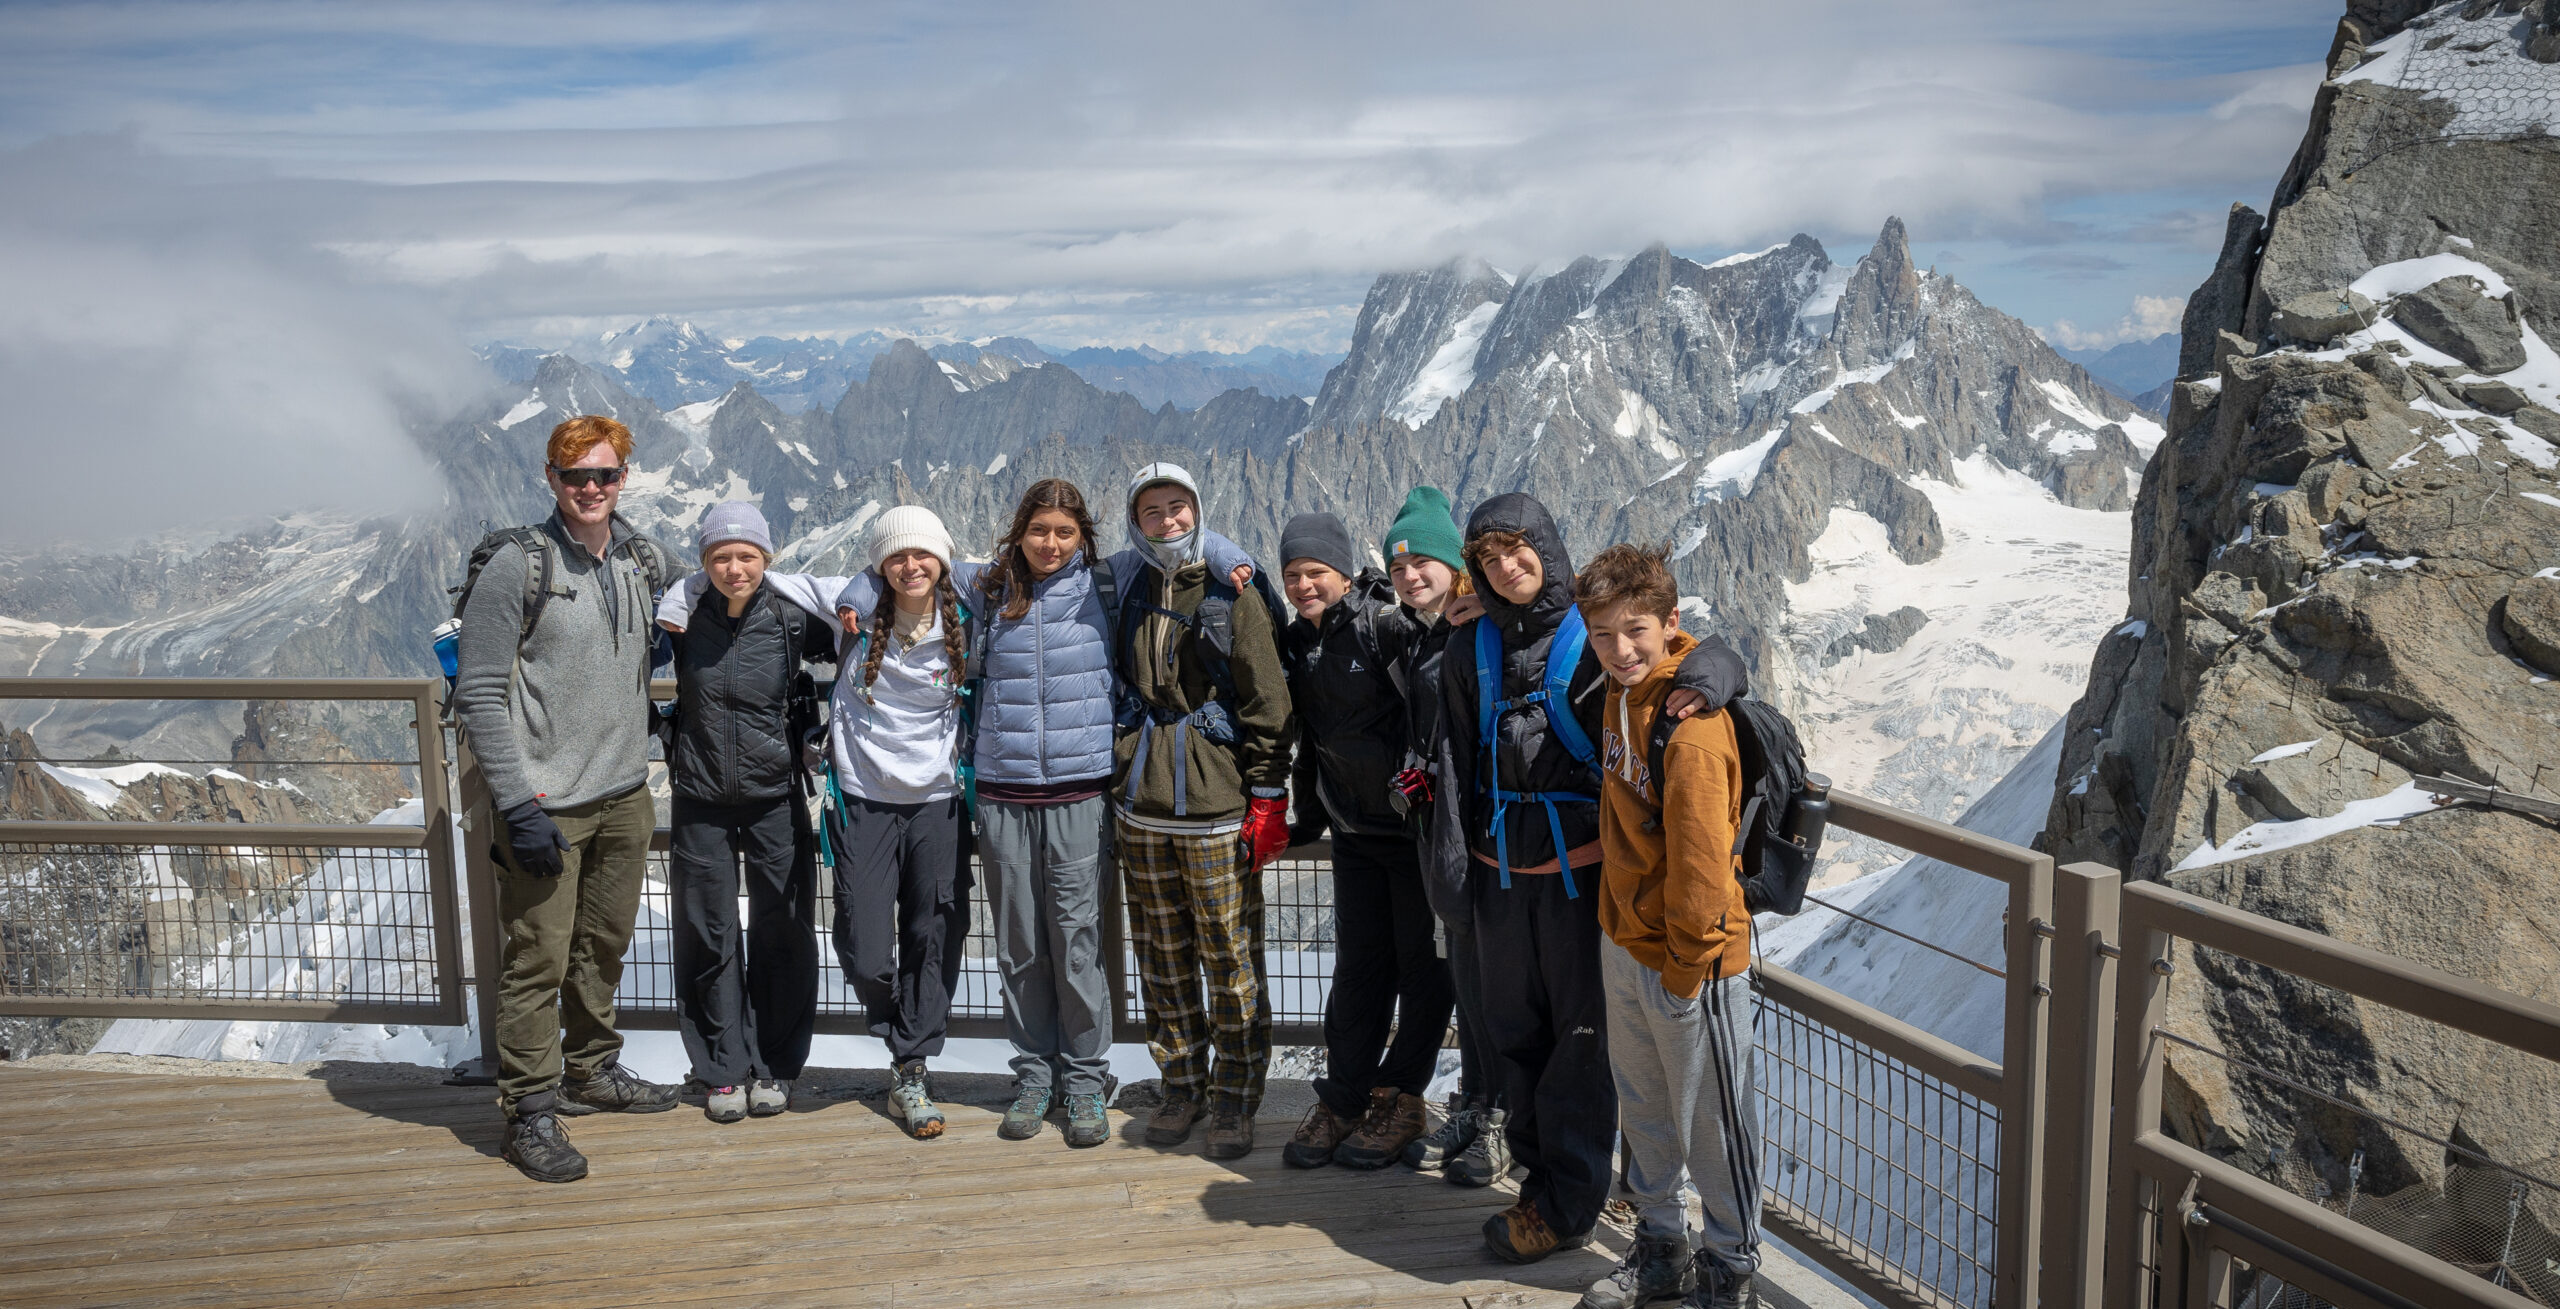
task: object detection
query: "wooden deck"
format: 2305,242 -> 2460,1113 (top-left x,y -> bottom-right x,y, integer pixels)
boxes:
0,1067 -> 1639,1308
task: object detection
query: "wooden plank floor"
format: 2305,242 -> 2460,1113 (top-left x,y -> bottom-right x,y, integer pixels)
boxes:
0,1068 -> 1632,1308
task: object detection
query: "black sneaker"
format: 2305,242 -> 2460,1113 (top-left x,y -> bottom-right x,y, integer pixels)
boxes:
1685,1259 -> 1758,1309
1402,1093 -> 1477,1170
1446,1105 -> 1512,1186
1580,1232 -> 1694,1308
502,1109 -> 589,1183
558,1062 -> 679,1116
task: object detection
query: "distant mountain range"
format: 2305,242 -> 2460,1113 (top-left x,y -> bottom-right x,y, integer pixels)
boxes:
4,217 -> 2162,885
2055,332 -> 2178,411
480,320 -> 1342,413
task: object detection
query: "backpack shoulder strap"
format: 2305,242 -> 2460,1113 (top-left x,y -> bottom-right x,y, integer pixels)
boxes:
1090,552 -> 1122,641
1542,607 -> 1598,768
1644,710 -> 1679,815
506,527 -> 553,646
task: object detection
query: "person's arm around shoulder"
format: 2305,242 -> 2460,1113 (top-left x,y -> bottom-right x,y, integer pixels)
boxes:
1227,576 -> 1296,867
1657,709 -> 1743,1000
1438,616 -> 1483,796
655,570 -> 711,632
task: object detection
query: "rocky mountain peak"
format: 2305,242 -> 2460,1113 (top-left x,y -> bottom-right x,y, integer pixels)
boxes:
2040,0 -> 2560,1212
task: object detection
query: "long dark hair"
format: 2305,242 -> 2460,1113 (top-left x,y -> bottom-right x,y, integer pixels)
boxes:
861,557 -> 967,698
981,478 -> 1100,622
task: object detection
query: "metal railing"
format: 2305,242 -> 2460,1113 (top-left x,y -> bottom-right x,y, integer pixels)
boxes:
0,679 -> 464,1027
2099,879 -> 2560,1309
13,676 -> 2558,1309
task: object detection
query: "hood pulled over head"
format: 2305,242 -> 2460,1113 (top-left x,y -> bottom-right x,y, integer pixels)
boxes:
1464,493 -> 1577,641
1128,461 -> 1205,571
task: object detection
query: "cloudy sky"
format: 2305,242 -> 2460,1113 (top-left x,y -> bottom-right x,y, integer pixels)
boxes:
0,1 -> 2341,538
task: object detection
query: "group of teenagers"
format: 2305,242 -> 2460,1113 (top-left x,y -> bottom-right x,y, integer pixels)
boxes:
450,413 -> 1770,1309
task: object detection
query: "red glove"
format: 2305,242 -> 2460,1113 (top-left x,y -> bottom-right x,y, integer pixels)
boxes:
1240,795 -> 1291,871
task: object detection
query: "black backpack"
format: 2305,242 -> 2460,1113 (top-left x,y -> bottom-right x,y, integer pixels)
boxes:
1643,696 -> 1823,916
440,516 -> 673,720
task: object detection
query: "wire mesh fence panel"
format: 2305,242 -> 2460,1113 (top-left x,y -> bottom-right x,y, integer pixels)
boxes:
612,840 -> 1342,1038
1758,984 -> 2001,1309
0,839 -> 446,1008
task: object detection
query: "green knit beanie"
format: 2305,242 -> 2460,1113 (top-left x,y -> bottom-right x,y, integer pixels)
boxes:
1381,486 -> 1465,571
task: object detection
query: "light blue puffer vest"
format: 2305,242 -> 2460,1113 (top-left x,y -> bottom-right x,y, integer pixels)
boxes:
968,555 -> 1117,786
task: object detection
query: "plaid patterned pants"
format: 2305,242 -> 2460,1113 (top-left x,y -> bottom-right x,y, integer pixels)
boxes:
1115,819 -> 1271,1114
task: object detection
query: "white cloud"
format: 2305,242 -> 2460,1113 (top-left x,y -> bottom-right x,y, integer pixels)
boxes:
2048,294 -> 2189,351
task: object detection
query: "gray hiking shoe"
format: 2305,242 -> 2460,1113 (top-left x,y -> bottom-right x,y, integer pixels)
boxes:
502,1108 -> 588,1183
1403,1093 -> 1477,1170
888,1059 -> 944,1139
704,1084 -> 747,1124
1447,1105 -> 1512,1186
1581,1232 -> 1695,1308
558,1062 -> 678,1116
1063,1091 -> 1111,1148
748,1079 -> 789,1117
999,1087 -> 1051,1141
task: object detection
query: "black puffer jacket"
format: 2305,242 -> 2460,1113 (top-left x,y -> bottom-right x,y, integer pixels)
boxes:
668,585 -> 835,805
1442,494 -> 1750,876
1284,569 -> 1419,839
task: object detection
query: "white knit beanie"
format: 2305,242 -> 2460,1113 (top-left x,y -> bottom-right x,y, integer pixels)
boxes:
866,504 -> 954,573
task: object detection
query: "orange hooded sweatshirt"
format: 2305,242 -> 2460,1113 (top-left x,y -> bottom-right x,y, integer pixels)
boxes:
1597,629 -> 1750,997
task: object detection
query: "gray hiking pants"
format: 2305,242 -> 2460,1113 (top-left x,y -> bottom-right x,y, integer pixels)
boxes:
979,796 -> 1115,1098
1601,935 -> 1763,1276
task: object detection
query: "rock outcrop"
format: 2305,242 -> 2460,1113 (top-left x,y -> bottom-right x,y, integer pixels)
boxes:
2042,0 -> 2560,1211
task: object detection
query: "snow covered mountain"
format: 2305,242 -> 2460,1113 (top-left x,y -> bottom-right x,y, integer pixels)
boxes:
4,216 -> 2160,885
486,318 -> 1344,416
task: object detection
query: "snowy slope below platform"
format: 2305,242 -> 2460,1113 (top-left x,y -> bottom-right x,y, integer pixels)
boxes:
1781,453 -> 2129,885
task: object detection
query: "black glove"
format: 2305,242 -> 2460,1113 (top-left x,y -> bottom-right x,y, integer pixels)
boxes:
1288,817 -> 1328,849
500,798 -> 569,878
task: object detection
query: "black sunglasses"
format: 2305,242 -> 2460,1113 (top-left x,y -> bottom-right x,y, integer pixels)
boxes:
550,465 -> 628,488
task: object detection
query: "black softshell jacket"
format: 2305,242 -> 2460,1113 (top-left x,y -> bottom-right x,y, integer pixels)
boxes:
1284,570 -> 1420,839
1440,494 -> 1750,875
669,585 -> 836,805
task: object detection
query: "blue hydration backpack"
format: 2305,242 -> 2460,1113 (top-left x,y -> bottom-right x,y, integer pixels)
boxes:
1474,607 -> 1600,897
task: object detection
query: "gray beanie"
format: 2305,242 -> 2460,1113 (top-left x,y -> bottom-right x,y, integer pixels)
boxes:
698,501 -> 774,558
1280,511 -> 1359,582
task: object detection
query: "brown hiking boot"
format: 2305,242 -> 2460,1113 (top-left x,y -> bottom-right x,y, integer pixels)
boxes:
1282,1101 -> 1354,1168
1203,1105 -> 1256,1160
1333,1087 -> 1426,1170
1145,1095 -> 1203,1145
1485,1200 -> 1574,1264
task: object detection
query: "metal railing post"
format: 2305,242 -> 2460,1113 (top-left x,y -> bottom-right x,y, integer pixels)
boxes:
2041,861 -> 2122,1309
414,686 -> 467,1028
1994,850 -> 2055,1309
452,733 -> 505,1083
2104,917 -> 2177,1309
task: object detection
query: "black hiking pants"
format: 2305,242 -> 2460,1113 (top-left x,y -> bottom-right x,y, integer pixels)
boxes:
669,795 -> 819,1086
828,793 -> 972,1062
1472,864 -> 1615,1238
1313,832 -> 1455,1120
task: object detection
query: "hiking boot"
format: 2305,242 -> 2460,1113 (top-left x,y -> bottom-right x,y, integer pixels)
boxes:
1334,1087 -> 1426,1170
1146,1095 -> 1203,1146
704,1084 -> 747,1124
1446,1105 -> 1513,1186
749,1079 -> 789,1117
558,1062 -> 678,1116
1685,1260 -> 1757,1309
888,1059 -> 944,1139
1485,1199 -> 1578,1264
502,1108 -> 588,1184
1203,1104 -> 1256,1160
1282,1101 -> 1354,1169
1063,1091 -> 1111,1148
1580,1232 -> 1695,1308
1000,1087 -> 1052,1141
1402,1093 -> 1477,1170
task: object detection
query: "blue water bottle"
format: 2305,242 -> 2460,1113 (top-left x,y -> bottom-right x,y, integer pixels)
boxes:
431,618 -> 463,685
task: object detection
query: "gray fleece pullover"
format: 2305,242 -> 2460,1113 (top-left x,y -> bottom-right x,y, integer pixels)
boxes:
452,512 -> 660,812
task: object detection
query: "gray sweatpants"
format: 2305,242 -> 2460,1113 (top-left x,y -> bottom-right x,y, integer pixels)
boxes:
1601,935 -> 1763,1275
978,796 -> 1115,1098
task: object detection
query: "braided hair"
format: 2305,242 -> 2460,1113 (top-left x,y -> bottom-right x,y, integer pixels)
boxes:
860,559 -> 968,700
